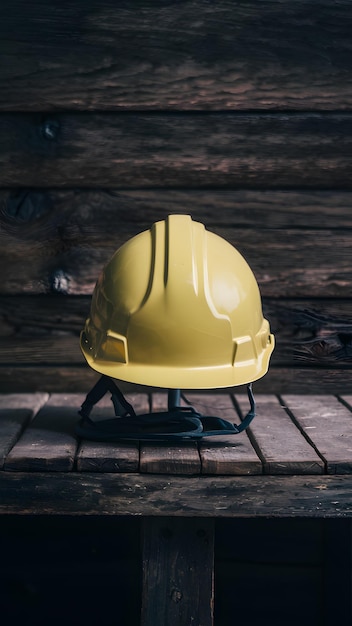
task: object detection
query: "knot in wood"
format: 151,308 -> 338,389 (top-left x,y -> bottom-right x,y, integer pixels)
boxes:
50,269 -> 70,294
171,588 -> 183,603
41,118 -> 60,141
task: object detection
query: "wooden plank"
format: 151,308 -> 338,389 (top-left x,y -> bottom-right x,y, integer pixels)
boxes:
140,394 -> 201,475
2,225 -> 352,297
1,297 -> 352,369
235,394 -> 324,474
183,393 -> 262,475
0,393 -> 48,468
4,393 -> 81,471
77,439 -> 139,473
0,366 -> 351,395
2,300 -> 352,366
281,395 -> 352,474
3,188 -> 352,231
338,395 -> 352,410
140,443 -> 201,475
141,517 -> 214,626
1,113 -> 352,188
254,368 -> 352,395
264,300 -> 352,366
0,367 -> 100,393
0,472 -> 351,517
77,393 -> 149,473
0,1 -> 351,111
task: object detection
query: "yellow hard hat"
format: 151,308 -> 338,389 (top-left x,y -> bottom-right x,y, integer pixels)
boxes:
80,214 -> 274,389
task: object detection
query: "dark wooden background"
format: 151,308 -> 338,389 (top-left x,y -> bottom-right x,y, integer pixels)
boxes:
1,0 -> 352,393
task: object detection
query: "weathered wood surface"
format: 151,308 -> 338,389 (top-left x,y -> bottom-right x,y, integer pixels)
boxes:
1,393 -> 352,476
1,227 -> 352,297
235,394 -> 324,475
131,393 -> 200,475
3,188 -> 352,230
2,297 -> 352,359
1,1 -> 351,111
1,113 -> 352,188
4,394 -> 80,472
0,393 -> 48,468
141,518 -> 214,626
186,393 -> 262,475
1,296 -> 352,393
0,394 -> 352,517
0,4 -> 351,394
0,472 -> 351,517
1,366 -> 352,395
140,442 -> 201,475
76,393 -> 148,472
281,395 -> 352,474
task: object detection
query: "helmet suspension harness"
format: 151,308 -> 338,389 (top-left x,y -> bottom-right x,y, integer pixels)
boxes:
76,375 -> 256,441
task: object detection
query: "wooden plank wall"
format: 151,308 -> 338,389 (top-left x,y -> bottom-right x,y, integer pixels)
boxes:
0,0 -> 352,393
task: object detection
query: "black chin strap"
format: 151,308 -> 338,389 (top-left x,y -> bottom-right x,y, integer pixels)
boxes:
76,375 -> 256,441
78,375 -> 137,422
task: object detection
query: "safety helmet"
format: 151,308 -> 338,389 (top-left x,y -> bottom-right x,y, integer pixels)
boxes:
80,214 -> 274,389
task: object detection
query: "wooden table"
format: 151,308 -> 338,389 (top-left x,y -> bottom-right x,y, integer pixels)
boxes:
1,391 -> 352,625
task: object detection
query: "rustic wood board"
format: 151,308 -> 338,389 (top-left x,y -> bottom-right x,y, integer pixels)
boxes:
76,393 -> 149,472
184,393 -> 262,475
140,442 -> 201,475
140,394 -> 201,475
1,113 -> 352,188
0,296 -> 352,367
141,518 -> 214,626
1,297 -> 352,375
0,472 -> 351,517
2,298 -> 352,367
3,188 -> 352,232
0,393 -> 48,468
4,394 -> 81,472
281,395 -> 352,474
340,396 -> 352,411
1,366 -> 352,395
2,225 -> 352,297
235,394 -> 324,475
1,1 -> 351,111
3,367 -> 352,397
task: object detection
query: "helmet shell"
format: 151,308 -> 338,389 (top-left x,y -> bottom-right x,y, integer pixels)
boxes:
81,214 -> 274,389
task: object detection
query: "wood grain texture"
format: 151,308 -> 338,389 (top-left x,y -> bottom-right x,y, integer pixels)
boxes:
264,301 -> 352,366
235,394 -> 324,474
10,296 -> 352,366
185,393 -> 262,475
0,472 -> 351,517
0,393 -> 48,468
1,225 -> 352,296
4,393 -> 81,471
76,393 -> 149,472
140,443 -> 201,475
281,395 -> 352,474
1,113 -> 352,188
3,188 -> 352,229
140,394 -> 201,474
141,517 -> 214,626
1,1 -> 351,111
0,366 -> 351,394
1,296 -> 352,371
77,439 -> 140,472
